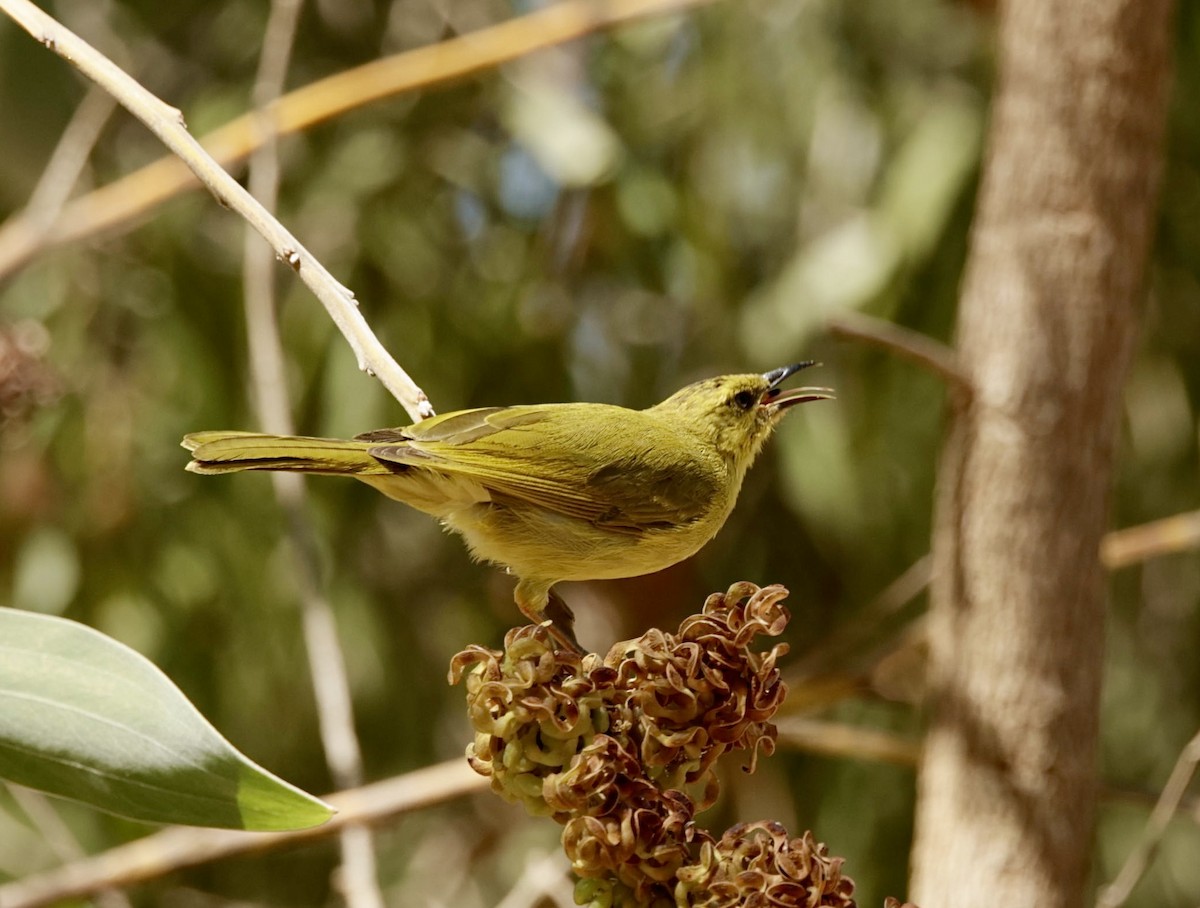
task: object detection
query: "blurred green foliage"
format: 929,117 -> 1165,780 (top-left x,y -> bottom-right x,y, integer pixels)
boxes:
0,0 -> 1197,905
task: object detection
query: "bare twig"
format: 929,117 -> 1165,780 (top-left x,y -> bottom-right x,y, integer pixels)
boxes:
1095,728 -> 1200,908
492,850 -> 575,908
828,310 -> 970,394
0,760 -> 489,908
1101,509 -> 1200,569
784,504 -> 1200,714
0,0 -> 432,421
787,553 -> 932,686
0,0 -> 711,281
5,786 -> 132,908
244,0 -> 305,440
774,717 -> 922,767
239,3 -> 384,907
17,85 -> 117,237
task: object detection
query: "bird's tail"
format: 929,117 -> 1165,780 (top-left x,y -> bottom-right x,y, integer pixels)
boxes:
183,431 -> 394,476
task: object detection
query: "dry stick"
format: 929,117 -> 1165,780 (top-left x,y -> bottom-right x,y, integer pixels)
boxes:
1101,509 -> 1200,569
827,311 -> 970,395
239,3 -> 384,908
0,0 -> 709,281
492,851 -> 575,908
774,717 -> 922,767
772,721 -> 1197,841
782,513 -> 1200,718
786,553 -> 932,686
6,786 -> 133,908
0,760 -> 489,908
19,85 -> 117,236
833,317 -> 1200,569
1095,728 -> 1200,908
0,716 -> 1187,907
0,80 -> 124,908
0,0 -> 431,421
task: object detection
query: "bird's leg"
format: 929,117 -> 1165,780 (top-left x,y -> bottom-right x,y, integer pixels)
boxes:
515,578 -> 584,654
541,589 -> 584,654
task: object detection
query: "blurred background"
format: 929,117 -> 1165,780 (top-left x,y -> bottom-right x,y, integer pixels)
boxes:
0,0 -> 1197,905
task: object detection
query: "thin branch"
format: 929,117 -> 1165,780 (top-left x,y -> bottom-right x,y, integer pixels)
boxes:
5,786 -> 132,908
0,0 -> 432,421
774,717 -> 922,767
1101,509 -> 1200,569
492,850 -> 575,908
18,85 -> 117,236
787,553 -> 932,686
0,0 -> 711,281
240,2 -> 384,907
0,760 -> 489,908
784,505 -> 1200,712
244,0 -> 304,440
828,310 -> 970,394
1095,728 -> 1200,908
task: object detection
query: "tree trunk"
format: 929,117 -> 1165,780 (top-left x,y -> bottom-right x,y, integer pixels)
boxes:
910,2 -> 1175,907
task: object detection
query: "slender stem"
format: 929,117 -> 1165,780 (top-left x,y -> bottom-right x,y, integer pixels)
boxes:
240,2 -> 385,907
5,786 -> 132,908
0,0 -> 713,282
0,0 -> 433,421
1095,729 -> 1200,908
827,311 -> 969,394
774,717 -> 922,767
0,760 -> 489,908
1101,509 -> 1200,569
19,85 -> 117,236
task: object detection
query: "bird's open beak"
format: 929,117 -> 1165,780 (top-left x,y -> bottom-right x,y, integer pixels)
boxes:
761,362 -> 835,410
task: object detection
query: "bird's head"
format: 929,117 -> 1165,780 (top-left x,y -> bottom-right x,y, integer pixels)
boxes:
651,363 -> 834,473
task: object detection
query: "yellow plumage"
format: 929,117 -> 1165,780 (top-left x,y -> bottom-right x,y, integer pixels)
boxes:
184,364 -> 832,650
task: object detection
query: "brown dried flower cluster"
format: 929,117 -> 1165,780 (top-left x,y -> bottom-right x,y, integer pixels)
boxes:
677,823 -> 855,908
450,581 -> 869,907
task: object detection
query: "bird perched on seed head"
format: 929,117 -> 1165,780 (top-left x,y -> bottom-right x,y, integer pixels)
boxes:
183,363 -> 832,651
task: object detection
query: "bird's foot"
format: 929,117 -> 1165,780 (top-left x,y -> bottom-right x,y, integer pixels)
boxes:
514,581 -> 584,654
538,590 -> 585,655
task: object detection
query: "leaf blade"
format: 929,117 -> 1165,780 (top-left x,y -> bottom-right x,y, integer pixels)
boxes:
0,608 -> 333,831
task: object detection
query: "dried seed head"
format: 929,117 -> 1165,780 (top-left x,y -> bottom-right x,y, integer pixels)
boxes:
450,582 -> 889,907
676,824 -> 857,907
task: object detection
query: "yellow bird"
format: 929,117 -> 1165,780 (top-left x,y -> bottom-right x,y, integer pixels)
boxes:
183,363 -> 832,650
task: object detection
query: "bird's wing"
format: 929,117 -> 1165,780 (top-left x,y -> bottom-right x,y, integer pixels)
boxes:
355,407 -> 519,445
359,405 -> 720,532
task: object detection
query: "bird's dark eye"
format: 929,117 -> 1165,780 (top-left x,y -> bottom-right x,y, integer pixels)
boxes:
732,390 -> 757,410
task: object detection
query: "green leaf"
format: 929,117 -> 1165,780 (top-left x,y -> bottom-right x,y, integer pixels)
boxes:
0,608 -> 334,831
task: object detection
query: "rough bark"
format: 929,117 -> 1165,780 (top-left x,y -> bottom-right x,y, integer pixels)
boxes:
910,2 -> 1175,907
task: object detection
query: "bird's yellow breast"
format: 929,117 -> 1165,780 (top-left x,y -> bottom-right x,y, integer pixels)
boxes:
443,495 -> 735,584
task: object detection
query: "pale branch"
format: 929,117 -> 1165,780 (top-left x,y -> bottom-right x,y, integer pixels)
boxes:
774,717 -> 921,767
18,85 -> 116,237
827,311 -> 970,395
0,0 -> 432,422
492,851 -> 575,908
243,0 -> 304,441
240,2 -> 385,907
771,722 -> 1197,834
787,553 -> 932,685
1095,728 -> 1200,908
1101,509 -> 1200,569
785,503 -> 1200,707
0,760 -> 489,908
0,0 -> 713,281
1,707 -> 1189,908
5,786 -> 133,908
